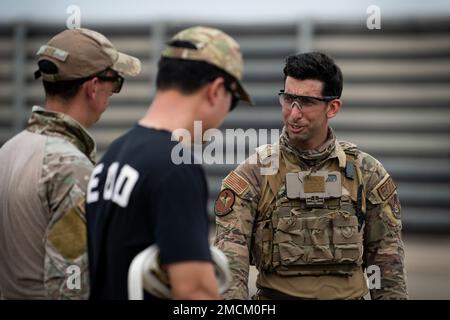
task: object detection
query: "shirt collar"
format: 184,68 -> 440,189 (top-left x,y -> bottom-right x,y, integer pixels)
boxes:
26,106 -> 96,163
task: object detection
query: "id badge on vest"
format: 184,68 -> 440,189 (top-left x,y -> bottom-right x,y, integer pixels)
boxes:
285,171 -> 342,207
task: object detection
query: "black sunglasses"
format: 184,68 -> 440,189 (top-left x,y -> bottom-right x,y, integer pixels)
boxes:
96,74 -> 124,94
224,82 -> 240,112
75,69 -> 124,94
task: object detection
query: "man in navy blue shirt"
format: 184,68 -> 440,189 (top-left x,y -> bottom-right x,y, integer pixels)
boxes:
86,26 -> 252,300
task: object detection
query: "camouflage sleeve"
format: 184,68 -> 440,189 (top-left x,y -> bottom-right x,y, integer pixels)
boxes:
361,154 -> 408,300
40,145 -> 93,300
213,164 -> 260,300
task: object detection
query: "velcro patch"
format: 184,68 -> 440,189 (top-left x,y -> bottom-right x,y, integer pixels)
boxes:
47,207 -> 87,260
224,171 -> 249,195
215,189 -> 235,217
304,176 -> 325,193
36,45 -> 69,62
377,176 -> 397,201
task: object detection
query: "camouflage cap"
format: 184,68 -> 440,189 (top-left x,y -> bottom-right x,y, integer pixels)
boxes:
161,26 -> 253,105
35,28 -> 141,82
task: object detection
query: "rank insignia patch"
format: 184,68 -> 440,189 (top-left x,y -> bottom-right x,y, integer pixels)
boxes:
215,189 -> 235,217
377,176 -> 397,201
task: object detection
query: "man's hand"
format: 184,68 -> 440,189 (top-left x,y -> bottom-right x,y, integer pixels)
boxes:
167,261 -> 220,300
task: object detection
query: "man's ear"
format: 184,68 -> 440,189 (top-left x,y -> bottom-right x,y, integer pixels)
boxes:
206,77 -> 225,107
83,77 -> 98,100
326,99 -> 341,119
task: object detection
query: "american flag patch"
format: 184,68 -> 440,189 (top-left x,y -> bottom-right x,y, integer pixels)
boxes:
224,171 -> 249,195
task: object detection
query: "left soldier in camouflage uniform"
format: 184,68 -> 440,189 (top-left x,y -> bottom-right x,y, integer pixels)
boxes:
0,28 -> 140,299
214,52 -> 408,300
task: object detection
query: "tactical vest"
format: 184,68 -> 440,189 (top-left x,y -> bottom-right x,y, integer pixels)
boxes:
251,143 -> 366,276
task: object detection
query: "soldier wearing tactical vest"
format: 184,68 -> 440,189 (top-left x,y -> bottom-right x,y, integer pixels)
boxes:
214,52 -> 408,300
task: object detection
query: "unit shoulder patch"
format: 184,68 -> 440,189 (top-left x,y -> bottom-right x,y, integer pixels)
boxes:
215,189 -> 236,217
388,193 -> 401,219
223,171 -> 249,196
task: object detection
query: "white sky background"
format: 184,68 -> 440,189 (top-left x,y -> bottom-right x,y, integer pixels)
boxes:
1,0 -> 450,25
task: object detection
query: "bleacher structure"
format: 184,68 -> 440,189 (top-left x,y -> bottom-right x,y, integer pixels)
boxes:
1,18 -> 449,232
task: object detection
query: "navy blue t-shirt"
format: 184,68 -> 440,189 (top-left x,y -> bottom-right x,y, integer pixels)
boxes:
86,124 -> 211,300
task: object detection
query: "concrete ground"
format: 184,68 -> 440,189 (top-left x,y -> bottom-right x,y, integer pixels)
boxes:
402,234 -> 450,299
211,229 -> 450,300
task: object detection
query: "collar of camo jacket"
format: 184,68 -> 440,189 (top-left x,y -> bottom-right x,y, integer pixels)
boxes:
279,126 -> 338,167
26,105 -> 96,163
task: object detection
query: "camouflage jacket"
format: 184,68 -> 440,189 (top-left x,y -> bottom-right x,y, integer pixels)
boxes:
0,106 -> 94,299
214,128 -> 408,300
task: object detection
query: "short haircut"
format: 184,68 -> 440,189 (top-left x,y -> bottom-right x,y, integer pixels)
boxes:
283,52 -> 343,97
156,40 -> 236,94
40,60 -> 114,101
42,79 -> 86,101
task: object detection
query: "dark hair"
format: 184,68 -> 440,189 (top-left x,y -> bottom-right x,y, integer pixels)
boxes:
283,52 -> 343,97
40,60 -> 116,101
156,40 -> 236,94
37,60 -> 84,101
42,79 -> 87,101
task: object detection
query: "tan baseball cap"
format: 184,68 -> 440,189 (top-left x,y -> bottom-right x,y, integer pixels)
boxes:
161,26 -> 253,105
35,28 -> 141,82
